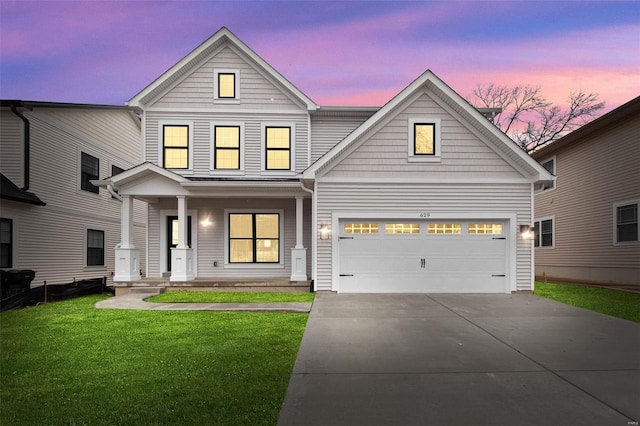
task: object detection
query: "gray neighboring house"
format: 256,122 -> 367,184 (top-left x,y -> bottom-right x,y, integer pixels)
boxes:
532,96 -> 640,287
0,101 -> 147,287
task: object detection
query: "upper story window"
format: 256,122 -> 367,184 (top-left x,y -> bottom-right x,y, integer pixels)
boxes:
214,69 -> 240,102
163,125 -> 189,169
537,156 -> 556,192
265,126 -> 291,170
214,126 -> 241,170
1,218 -> 13,268
408,118 -> 441,162
615,201 -> 638,243
81,152 -> 100,194
534,218 -> 554,248
87,229 -> 104,267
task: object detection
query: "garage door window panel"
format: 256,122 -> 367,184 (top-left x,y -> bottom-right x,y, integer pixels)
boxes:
428,224 -> 461,234
385,223 -> 420,234
344,223 -> 379,234
469,224 -> 503,235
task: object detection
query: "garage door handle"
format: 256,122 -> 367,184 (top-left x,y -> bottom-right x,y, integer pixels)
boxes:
339,237 -> 354,240
340,274 -> 354,277
492,274 -> 506,277
492,237 -> 506,240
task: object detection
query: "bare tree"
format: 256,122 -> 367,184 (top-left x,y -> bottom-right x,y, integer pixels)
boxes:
470,84 -> 605,152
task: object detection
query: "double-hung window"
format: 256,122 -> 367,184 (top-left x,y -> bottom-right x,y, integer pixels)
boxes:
163,125 -> 189,169
87,229 -> 104,267
214,126 -> 241,170
265,127 -> 291,170
229,213 -> 280,263
534,218 -> 554,248
538,157 -> 556,191
408,118 -> 441,162
615,201 -> 639,243
1,218 -> 12,268
81,152 -> 100,193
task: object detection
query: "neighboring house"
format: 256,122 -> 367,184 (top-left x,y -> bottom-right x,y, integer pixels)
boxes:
0,101 -> 147,287
95,27 -> 552,294
532,96 -> 640,286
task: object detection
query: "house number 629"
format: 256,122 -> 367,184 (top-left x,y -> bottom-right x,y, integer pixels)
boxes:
419,212 -> 431,218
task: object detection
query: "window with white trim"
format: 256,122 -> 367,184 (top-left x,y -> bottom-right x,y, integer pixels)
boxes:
265,126 -> 291,170
214,126 -> 241,169
162,125 -> 189,169
615,201 -> 639,243
81,152 -> 99,194
214,69 -> 240,101
87,229 -> 104,267
229,213 -> 280,263
408,118 -> 441,162
537,156 -> 556,192
534,218 -> 554,248
1,218 -> 13,268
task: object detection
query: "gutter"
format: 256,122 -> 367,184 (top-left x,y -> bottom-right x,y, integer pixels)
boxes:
9,103 -> 30,191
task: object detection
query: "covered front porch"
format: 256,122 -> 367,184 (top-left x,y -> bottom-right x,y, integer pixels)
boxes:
95,163 -> 314,290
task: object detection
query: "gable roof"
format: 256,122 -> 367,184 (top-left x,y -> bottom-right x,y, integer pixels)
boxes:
0,173 -> 46,206
531,95 -> 640,160
127,27 -> 317,110
302,70 -> 554,183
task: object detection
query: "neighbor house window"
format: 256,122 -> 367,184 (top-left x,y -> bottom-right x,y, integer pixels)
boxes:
111,165 -> 124,198
265,127 -> 291,170
87,229 -> 104,267
214,126 -> 241,169
229,213 -> 279,263
163,125 -> 189,169
408,118 -> 441,162
538,157 -> 556,191
1,218 -> 12,268
214,70 -> 239,101
81,152 -> 100,194
534,218 -> 554,247
615,202 -> 638,243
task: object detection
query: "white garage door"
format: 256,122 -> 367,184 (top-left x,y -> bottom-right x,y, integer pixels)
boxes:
338,220 -> 508,293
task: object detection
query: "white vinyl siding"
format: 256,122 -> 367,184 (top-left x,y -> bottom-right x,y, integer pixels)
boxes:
324,92 -> 522,179
315,182 -> 532,292
310,113 -> 374,163
152,46 -> 304,110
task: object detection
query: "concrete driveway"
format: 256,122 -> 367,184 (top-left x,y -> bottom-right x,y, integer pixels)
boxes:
278,293 -> 640,426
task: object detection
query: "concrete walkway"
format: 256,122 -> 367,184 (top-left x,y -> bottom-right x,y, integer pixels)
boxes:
95,293 -> 312,313
278,293 -> 640,426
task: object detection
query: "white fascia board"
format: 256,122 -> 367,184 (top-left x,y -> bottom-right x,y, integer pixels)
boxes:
109,163 -> 190,188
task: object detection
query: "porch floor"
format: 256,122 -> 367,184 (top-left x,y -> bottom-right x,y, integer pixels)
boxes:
112,277 -> 312,296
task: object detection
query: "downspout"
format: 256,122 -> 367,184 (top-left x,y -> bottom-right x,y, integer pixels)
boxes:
10,103 -> 30,191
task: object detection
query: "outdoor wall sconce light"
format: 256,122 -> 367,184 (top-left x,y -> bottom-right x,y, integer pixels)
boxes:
520,225 -> 534,240
319,224 -> 331,240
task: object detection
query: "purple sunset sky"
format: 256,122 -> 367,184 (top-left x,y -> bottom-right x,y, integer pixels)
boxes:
1,1 -> 639,113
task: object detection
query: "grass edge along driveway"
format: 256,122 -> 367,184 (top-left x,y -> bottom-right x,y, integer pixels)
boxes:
534,281 -> 640,323
0,294 -> 308,425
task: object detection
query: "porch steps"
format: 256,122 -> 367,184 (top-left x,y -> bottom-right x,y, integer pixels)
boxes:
112,279 -> 312,296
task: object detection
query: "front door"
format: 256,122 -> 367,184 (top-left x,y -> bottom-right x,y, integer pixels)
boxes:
167,216 -> 192,272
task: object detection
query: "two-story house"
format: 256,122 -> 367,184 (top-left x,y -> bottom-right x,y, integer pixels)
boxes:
0,101 -> 147,287
532,96 -> 640,287
95,27 -> 553,294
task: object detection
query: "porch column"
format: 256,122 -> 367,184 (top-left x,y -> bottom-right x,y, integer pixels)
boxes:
290,195 -> 308,281
170,196 -> 195,281
114,195 -> 140,281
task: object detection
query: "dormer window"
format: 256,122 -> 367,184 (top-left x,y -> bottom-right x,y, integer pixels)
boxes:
214,69 -> 240,102
408,118 -> 441,162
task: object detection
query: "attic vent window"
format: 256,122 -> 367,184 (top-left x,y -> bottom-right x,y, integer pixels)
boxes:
214,69 -> 240,102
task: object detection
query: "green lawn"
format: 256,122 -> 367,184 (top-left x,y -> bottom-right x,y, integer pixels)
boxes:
0,295 -> 308,425
534,281 -> 640,322
147,290 -> 315,303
